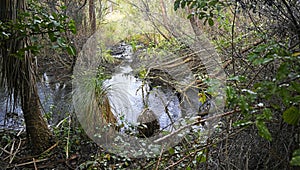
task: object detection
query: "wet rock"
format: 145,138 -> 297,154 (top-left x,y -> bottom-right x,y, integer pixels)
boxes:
137,109 -> 160,138
109,43 -> 126,55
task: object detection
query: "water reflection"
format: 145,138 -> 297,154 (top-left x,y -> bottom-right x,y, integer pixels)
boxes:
0,74 -> 73,128
0,88 -> 23,128
105,65 -> 182,131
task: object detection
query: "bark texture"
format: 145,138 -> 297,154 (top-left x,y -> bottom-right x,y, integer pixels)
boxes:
89,0 -> 96,34
0,0 -> 55,155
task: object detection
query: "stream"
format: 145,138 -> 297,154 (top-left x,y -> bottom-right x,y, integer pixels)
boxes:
104,43 -> 212,136
0,43 -> 201,136
104,44 -> 182,131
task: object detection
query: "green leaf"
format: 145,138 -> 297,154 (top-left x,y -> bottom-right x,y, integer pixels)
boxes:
196,152 -> 207,163
200,156 -> 207,163
251,57 -> 274,65
256,120 -> 272,141
227,75 -> 247,82
60,5 -> 67,10
292,52 -> 300,57
260,108 -> 272,121
198,91 -> 207,103
199,13 -> 207,20
291,82 -> 300,93
68,20 -> 77,34
292,149 -> 300,157
280,88 -> 291,106
283,106 -> 300,125
208,18 -> 214,26
48,32 -> 57,42
239,95 -> 249,113
57,37 -> 67,47
30,36 -> 38,42
138,68 -> 147,79
187,13 -> 194,19
51,45 -> 60,49
290,149 -> 300,166
247,52 -> 258,62
277,62 -> 289,80
174,0 -> 181,11
190,1 -> 197,8
51,19 -> 60,27
233,120 -> 253,127
168,148 -> 175,155
181,1 -> 187,8
209,0 -> 218,6
66,45 -> 76,56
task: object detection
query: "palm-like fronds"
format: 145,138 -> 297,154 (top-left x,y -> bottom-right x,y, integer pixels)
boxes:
0,0 -> 27,112
0,0 -> 54,154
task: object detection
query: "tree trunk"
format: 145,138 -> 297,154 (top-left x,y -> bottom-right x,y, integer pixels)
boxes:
0,0 -> 55,155
21,54 -> 55,154
187,8 -> 203,38
89,0 -> 96,34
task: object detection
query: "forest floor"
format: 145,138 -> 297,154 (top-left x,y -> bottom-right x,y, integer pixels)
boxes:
0,125 -> 100,169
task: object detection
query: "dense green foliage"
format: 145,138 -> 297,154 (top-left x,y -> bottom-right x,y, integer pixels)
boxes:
0,0 -> 76,58
174,0 -> 225,26
174,0 -> 300,167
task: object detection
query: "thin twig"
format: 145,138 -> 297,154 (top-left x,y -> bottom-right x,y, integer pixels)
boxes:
164,126 -> 248,170
33,158 -> 37,170
14,158 -> 48,167
9,138 -> 22,164
66,115 -> 71,159
154,109 -> 239,143
17,127 -> 25,137
155,145 -> 165,170
231,1 -> 238,78
40,141 -> 59,155
0,147 -> 11,155
9,140 -> 15,161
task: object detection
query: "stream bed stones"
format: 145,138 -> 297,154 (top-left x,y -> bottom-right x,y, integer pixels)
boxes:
137,109 -> 160,138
